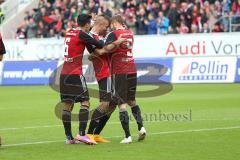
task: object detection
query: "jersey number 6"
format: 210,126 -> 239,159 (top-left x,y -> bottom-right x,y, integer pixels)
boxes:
64,37 -> 71,56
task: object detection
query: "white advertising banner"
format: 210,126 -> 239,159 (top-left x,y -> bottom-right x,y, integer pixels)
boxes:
134,33 -> 240,57
172,57 -> 237,83
3,32 -> 240,61
4,39 -> 65,61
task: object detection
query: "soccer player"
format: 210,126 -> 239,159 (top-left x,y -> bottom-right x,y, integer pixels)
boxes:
0,33 -> 6,61
86,15 -> 116,143
93,15 -> 147,144
60,14 -> 104,145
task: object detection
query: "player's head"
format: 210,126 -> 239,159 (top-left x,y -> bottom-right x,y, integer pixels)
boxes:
77,14 -> 92,32
93,15 -> 110,36
110,15 -> 125,30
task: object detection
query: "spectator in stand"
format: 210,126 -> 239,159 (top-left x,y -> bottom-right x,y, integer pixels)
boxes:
167,2 -> 179,34
179,2 -> 192,33
157,11 -> 169,34
15,0 -> 240,38
221,11 -> 230,32
201,23 -> 210,33
16,20 -> 28,39
232,0 -> 240,14
199,7 -> 208,27
214,1 -> 223,17
146,13 -> 158,34
207,2 -> 219,29
178,21 -> 189,34
191,5 -> 202,31
124,7 -> 136,33
222,0 -> 231,13
191,24 -> 198,33
212,23 -> 224,32
161,2 -> 170,16
26,17 -> 38,38
36,20 -> 49,38
232,0 -> 240,26
99,2 -> 112,17
135,7 -> 148,35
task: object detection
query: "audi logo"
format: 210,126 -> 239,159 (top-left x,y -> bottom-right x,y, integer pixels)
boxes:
36,43 -> 65,60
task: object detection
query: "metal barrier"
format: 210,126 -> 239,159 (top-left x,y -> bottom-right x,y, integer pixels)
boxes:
210,15 -> 240,32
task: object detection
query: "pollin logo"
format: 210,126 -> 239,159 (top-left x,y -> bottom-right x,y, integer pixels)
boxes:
179,60 -> 229,81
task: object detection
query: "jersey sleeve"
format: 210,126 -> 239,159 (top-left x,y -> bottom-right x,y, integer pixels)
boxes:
104,32 -> 117,45
79,31 -> 104,49
86,40 -> 104,53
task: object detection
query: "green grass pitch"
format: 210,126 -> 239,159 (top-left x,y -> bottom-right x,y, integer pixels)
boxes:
0,84 -> 240,160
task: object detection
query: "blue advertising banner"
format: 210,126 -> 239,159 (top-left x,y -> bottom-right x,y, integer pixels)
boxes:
0,62 -> 3,85
135,58 -> 173,83
235,58 -> 240,83
1,61 -> 58,85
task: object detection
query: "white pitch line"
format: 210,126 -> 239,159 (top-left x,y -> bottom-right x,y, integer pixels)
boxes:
2,125 -> 240,147
2,140 -> 64,147
0,123 -> 118,131
150,125 -> 240,135
0,121 -> 160,131
1,119 -> 240,131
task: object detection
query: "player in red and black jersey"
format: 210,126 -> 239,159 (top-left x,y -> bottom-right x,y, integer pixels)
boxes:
93,15 -> 146,144
60,14 -> 104,145
86,15 -> 121,143
0,33 -> 6,61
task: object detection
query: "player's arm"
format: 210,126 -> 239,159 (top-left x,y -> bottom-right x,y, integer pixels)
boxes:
86,40 -> 104,54
79,31 -> 104,49
94,33 -> 126,56
0,36 -> 6,61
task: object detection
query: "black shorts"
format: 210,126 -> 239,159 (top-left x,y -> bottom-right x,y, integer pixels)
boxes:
97,77 -> 112,102
60,74 -> 89,103
112,73 -> 137,105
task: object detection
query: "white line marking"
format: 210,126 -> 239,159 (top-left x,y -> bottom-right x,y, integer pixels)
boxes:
2,140 -> 64,147
2,126 -> 240,147
1,119 -> 240,131
0,121 -> 156,131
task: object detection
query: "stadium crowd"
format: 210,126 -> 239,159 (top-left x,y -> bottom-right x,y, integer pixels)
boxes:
15,0 -> 240,39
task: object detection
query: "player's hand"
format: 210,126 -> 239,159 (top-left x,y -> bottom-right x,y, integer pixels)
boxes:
115,34 -> 128,46
88,54 -> 96,61
0,55 -> 3,61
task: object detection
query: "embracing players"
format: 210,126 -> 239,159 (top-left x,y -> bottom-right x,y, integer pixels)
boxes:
92,15 -> 147,144
60,14 -> 125,145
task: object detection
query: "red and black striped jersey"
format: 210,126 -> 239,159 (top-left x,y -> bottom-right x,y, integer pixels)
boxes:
61,28 -> 103,75
105,29 -> 136,75
88,32 -> 110,81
